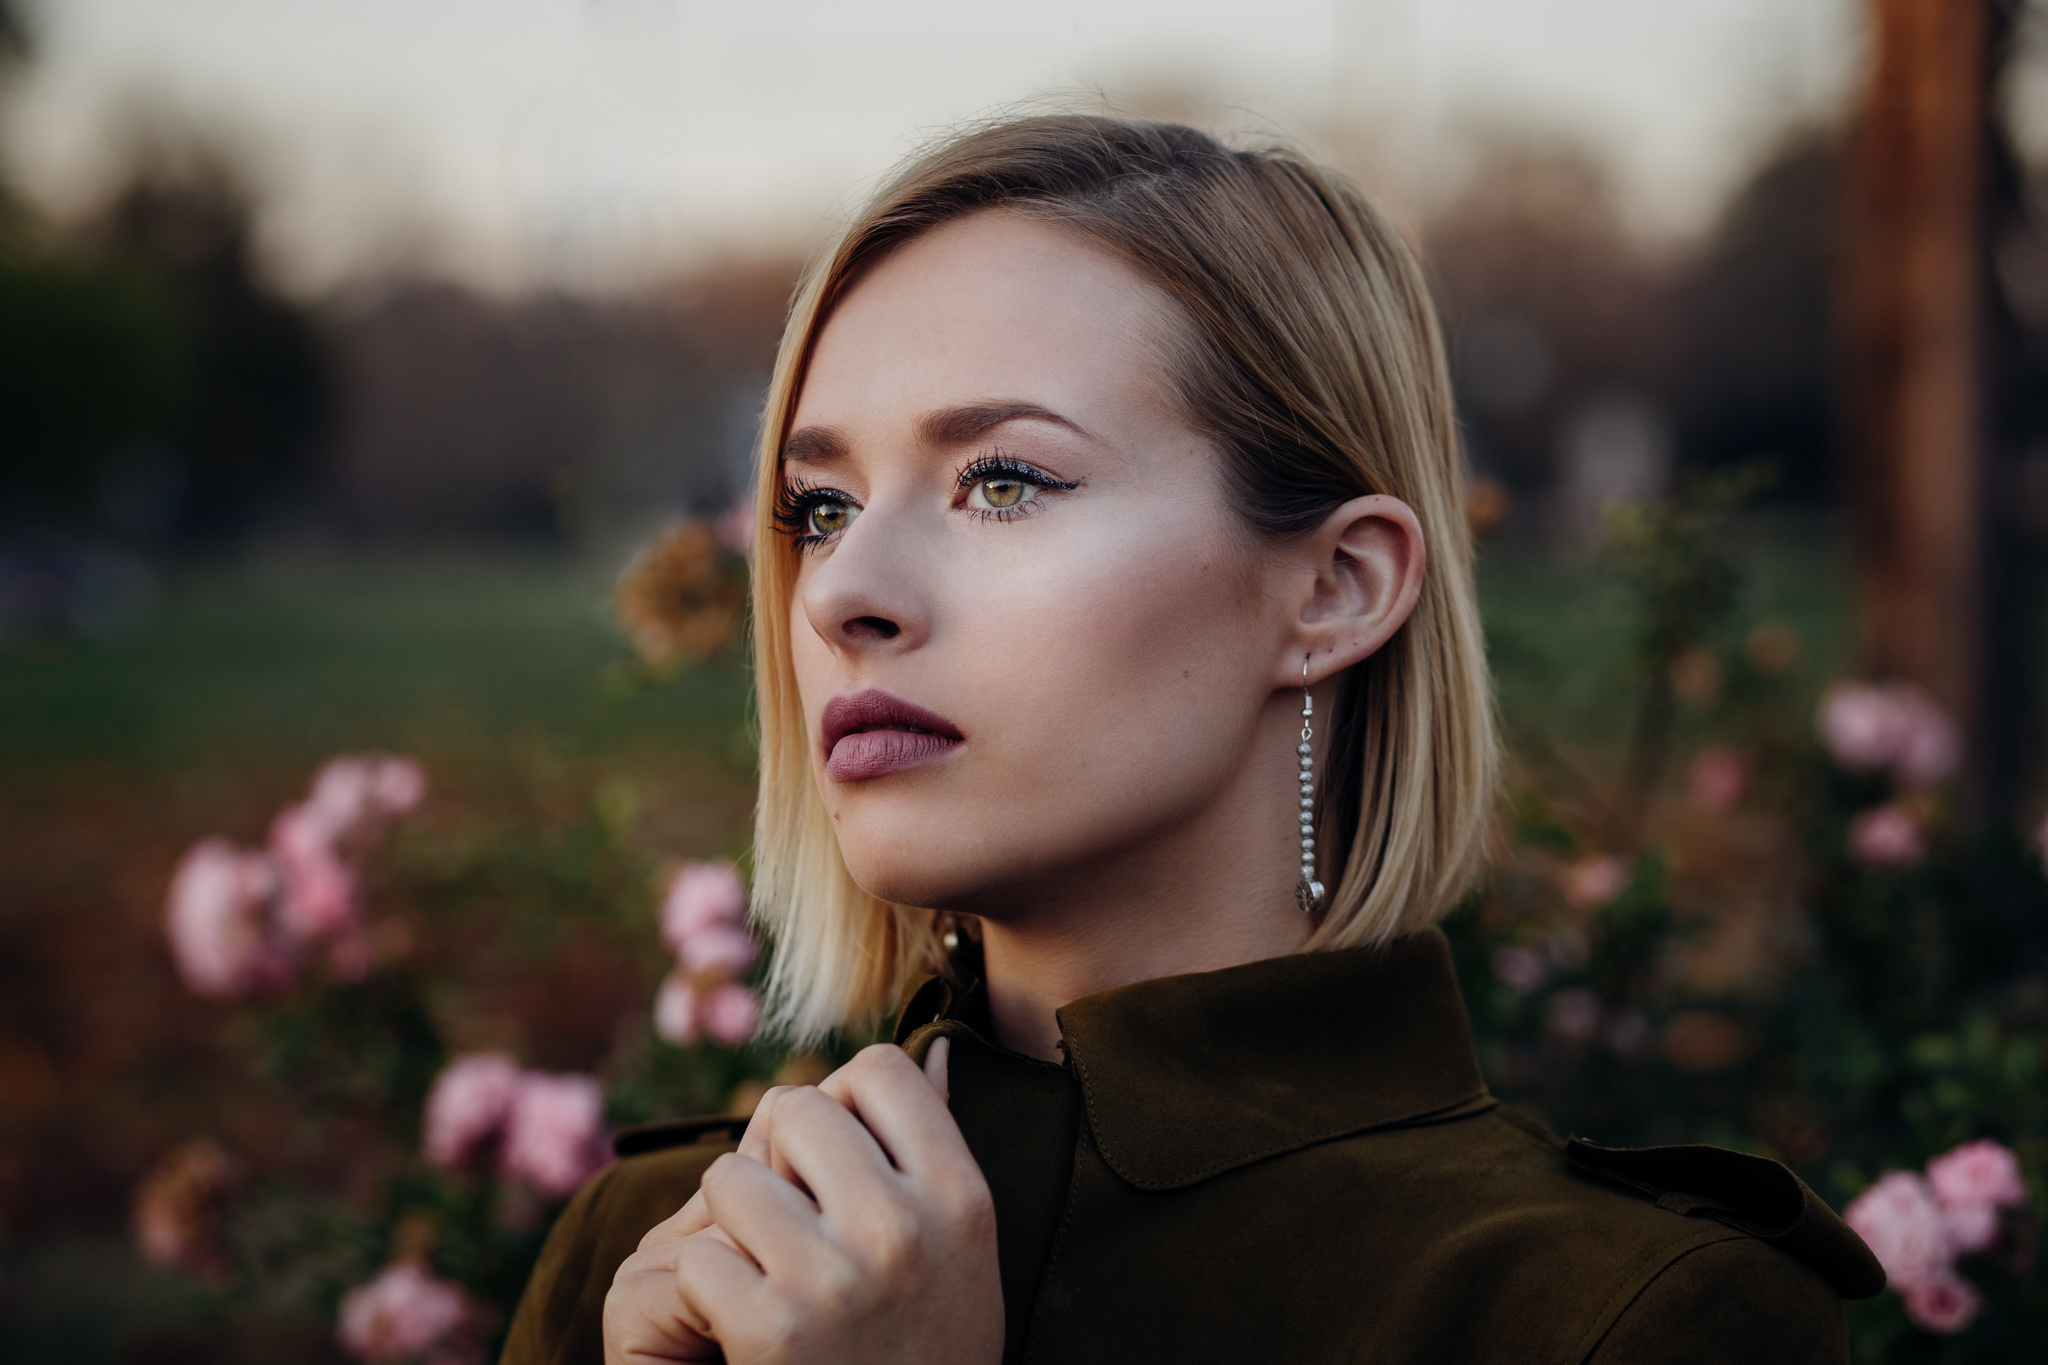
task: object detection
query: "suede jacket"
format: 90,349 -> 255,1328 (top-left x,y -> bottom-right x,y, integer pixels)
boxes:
500,928 -> 1882,1365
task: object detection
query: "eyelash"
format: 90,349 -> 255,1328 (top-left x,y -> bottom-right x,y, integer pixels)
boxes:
954,452 -> 1078,523
772,451 -> 1079,551
772,475 -> 856,553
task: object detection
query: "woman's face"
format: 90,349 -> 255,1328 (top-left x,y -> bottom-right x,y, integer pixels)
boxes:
782,210 -> 1303,920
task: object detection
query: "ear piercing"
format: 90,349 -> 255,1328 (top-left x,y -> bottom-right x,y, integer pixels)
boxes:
1295,656 -> 1325,915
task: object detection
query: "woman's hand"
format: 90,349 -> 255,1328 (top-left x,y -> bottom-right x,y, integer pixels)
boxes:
603,1040 -> 1003,1365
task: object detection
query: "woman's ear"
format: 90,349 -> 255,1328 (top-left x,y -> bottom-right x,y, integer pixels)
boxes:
1283,494 -> 1427,687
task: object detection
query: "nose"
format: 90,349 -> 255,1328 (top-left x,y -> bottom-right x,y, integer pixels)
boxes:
797,507 -> 932,658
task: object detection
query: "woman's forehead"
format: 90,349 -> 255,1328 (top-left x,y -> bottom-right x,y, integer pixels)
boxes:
791,212 -> 1182,444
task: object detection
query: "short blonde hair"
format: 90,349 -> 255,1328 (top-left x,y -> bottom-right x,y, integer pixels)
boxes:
750,115 -> 1496,1043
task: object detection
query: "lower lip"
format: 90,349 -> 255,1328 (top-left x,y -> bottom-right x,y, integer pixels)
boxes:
826,729 -> 963,782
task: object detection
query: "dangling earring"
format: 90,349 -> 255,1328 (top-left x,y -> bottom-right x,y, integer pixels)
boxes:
1295,656 -> 1325,914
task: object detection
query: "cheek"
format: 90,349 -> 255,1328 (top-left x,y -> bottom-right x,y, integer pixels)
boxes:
934,495 -> 1270,830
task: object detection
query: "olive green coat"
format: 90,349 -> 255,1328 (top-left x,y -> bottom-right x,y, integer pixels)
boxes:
501,929 -> 1881,1365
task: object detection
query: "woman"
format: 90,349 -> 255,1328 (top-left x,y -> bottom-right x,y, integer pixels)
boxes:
503,115 -> 1880,1365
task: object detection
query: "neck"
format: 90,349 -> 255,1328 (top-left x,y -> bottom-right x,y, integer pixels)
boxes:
970,688 -> 1323,1063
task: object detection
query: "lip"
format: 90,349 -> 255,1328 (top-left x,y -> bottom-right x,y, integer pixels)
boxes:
820,689 -> 966,782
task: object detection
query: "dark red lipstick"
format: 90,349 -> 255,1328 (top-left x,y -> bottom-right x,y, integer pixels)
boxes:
820,690 -> 965,782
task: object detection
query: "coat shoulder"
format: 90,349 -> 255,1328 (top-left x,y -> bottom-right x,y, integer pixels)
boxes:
497,1122 -> 740,1365
1359,1108 -> 1868,1364
1584,1235 -> 1849,1365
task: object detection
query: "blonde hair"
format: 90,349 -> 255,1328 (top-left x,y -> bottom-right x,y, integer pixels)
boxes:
750,115 -> 1497,1043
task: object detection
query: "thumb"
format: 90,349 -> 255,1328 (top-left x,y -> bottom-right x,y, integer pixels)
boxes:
922,1035 -> 950,1102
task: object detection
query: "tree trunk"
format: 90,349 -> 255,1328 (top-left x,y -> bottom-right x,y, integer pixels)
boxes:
1839,0 -> 1989,800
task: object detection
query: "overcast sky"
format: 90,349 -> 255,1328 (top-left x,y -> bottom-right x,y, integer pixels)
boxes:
4,0 -> 1862,293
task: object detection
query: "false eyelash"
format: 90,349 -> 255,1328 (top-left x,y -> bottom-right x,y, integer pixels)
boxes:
773,476 -> 859,550
953,451 -> 1080,493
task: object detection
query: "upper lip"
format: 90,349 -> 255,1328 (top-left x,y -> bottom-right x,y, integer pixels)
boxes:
820,689 -> 964,754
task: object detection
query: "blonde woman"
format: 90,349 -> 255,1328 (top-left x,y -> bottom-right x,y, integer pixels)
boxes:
503,116 -> 1880,1365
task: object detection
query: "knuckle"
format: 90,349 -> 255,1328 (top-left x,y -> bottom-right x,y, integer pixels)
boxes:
862,1198 -> 924,1269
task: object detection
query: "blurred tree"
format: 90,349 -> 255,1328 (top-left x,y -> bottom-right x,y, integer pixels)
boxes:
0,129 -> 332,545
1673,134 -> 1840,502
84,156 -> 333,542
1424,138 -> 1676,523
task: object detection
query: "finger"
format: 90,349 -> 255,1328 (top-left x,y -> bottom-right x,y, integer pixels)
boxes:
923,1036 -> 950,1101
817,1044 -> 974,1179
671,1227 -> 770,1345
635,1190 -> 716,1253
753,1082 -> 934,1227
697,1151 -> 826,1277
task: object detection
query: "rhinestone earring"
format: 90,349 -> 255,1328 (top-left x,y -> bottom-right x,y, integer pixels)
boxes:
1295,657 -> 1325,914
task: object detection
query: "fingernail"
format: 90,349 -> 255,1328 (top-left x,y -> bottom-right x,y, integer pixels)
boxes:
924,1036 -> 950,1101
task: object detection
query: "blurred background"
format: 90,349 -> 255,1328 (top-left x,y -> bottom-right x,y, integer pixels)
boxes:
4,0 -> 2048,1360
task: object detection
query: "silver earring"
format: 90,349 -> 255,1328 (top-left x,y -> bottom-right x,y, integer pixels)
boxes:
1295,656 -> 1325,914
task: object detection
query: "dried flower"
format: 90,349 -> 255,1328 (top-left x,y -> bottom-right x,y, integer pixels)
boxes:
1660,1010 -> 1748,1073
1849,804 -> 1924,869
1688,748 -> 1746,813
500,1072 -> 608,1198
423,1053 -> 523,1170
338,1260 -> 475,1364
1562,855 -> 1627,909
133,1137 -> 243,1278
164,839 -> 291,998
614,520 -> 747,671
1745,621 -> 1801,676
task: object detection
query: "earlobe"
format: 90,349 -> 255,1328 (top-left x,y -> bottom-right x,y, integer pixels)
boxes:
1290,494 -> 1426,686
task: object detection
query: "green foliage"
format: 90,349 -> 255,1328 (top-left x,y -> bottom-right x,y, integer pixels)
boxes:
1453,487 -> 2048,1360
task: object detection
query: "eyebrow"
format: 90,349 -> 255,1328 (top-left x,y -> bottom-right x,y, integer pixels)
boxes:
779,402 -> 1085,466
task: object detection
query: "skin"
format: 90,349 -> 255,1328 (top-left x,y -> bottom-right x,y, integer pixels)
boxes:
604,209 -> 1426,1365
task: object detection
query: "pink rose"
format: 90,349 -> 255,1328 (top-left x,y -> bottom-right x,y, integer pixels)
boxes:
337,1260 -> 471,1363
1546,989 -> 1601,1044
1888,689 -> 1962,787
422,1053 -> 522,1169
700,982 -> 764,1047
1849,805 -> 1924,869
164,838 -> 290,998
1845,1171 -> 1951,1291
1816,681 -> 1960,787
270,804 -> 362,940
500,1072 -> 608,1199
660,861 -> 750,952
680,924 -> 760,979
715,496 -> 756,554
370,757 -> 428,818
1688,748 -> 1746,813
307,757 -> 382,843
1899,1269 -> 1985,1335
1492,945 -> 1547,997
1562,855 -> 1627,909
1818,682 -> 1900,772
1927,1139 -> 2027,1255
653,975 -> 698,1046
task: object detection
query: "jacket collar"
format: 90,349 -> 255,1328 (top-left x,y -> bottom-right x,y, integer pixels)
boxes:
897,927 -> 1493,1190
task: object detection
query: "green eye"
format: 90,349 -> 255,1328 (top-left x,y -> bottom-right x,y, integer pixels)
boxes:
808,502 -> 856,535
978,476 -> 1027,509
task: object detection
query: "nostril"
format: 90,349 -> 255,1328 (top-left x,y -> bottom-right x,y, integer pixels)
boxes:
847,615 -> 900,641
